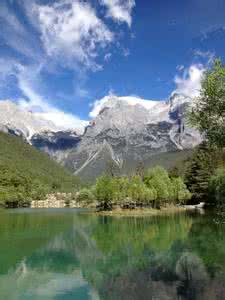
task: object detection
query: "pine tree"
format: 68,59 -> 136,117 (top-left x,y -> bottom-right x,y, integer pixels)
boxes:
184,143 -> 214,200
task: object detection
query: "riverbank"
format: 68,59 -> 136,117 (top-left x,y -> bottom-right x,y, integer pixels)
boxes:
30,193 -> 97,209
30,199 -> 96,209
30,195 -> 205,216
91,204 -> 205,217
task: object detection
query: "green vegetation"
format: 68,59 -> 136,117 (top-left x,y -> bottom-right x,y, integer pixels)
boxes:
170,59 -> 225,207
1,59 -> 225,211
92,166 -> 191,210
169,142 -> 225,206
86,58 -> 225,210
0,131 -> 191,211
189,59 -> 225,147
0,132 -> 79,207
76,187 -> 95,204
2,209 -> 225,299
209,168 -> 225,207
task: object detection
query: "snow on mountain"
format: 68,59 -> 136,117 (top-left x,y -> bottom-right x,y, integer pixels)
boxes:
90,95 -> 161,118
0,94 -> 201,180
65,93 -> 201,180
90,93 -> 192,124
0,100 -> 86,140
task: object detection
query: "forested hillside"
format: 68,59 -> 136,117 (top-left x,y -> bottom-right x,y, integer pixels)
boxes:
0,132 -> 79,206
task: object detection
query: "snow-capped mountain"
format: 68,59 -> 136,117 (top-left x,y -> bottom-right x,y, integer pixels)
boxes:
0,100 -> 86,140
64,94 -> 201,179
0,100 -> 59,140
0,95 -> 201,180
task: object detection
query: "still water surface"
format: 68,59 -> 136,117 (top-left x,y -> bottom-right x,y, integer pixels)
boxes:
0,208 -> 225,300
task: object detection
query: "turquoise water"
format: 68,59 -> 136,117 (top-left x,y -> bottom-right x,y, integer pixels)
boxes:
0,208 -> 225,299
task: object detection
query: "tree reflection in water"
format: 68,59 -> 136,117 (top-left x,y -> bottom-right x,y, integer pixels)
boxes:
0,210 -> 225,299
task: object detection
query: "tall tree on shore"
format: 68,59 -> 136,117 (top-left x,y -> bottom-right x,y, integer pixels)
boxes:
189,59 -> 225,147
184,143 -> 214,200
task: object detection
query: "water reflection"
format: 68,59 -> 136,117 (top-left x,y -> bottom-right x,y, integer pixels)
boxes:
0,209 -> 225,299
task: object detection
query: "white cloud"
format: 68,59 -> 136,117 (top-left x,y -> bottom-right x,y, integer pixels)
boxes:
100,0 -> 135,27
176,65 -> 185,72
34,111 -> 88,133
0,58 -> 18,79
173,64 -> 205,98
75,86 -> 89,98
122,47 -> 130,57
0,3 -> 42,61
104,53 -> 112,61
89,92 -> 158,118
90,63 -> 207,119
17,68 -> 88,133
0,3 -> 26,36
0,0 -> 136,131
194,50 -> 215,65
32,0 -> 114,70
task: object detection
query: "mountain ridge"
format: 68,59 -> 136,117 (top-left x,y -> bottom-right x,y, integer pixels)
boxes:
0,94 -> 202,180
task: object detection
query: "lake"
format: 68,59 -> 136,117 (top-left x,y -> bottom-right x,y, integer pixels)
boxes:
0,208 -> 225,300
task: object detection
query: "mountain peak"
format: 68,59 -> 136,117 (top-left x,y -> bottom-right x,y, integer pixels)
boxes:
89,95 -> 160,118
0,100 -> 60,140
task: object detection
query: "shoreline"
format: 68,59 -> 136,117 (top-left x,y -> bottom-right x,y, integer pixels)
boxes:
14,199 -> 205,217
92,205 -> 195,217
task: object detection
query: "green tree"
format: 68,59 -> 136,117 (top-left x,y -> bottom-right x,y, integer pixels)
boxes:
141,186 -> 157,205
189,59 -> 225,147
144,166 -> 173,205
184,143 -> 214,200
171,177 -> 191,204
95,176 -> 114,210
128,176 -> 145,205
209,168 -> 225,207
77,188 -> 95,204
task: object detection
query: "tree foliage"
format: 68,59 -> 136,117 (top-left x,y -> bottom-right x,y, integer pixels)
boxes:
0,132 -> 79,207
184,143 -> 214,201
76,188 -> 95,204
174,142 -> 225,203
189,59 -> 225,147
209,168 -> 225,207
94,167 -> 191,210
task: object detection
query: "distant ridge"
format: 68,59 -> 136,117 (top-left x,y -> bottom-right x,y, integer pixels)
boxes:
0,94 -> 201,181
0,131 -> 79,199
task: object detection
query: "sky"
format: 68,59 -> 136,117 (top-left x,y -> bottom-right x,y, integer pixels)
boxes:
0,0 -> 225,130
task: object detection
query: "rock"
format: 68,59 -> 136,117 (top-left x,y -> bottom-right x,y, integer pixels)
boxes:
65,94 -> 201,180
0,94 -> 202,181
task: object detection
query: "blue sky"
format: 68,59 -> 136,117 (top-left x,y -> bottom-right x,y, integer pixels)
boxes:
0,0 -> 225,129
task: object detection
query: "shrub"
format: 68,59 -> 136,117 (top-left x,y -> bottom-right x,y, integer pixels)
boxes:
90,167 -> 192,210
209,168 -> 225,206
144,166 -> 173,204
95,176 -> 114,209
77,188 -> 95,204
171,177 -> 192,204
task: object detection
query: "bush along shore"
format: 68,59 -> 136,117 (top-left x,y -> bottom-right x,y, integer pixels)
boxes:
29,166 -> 193,212
28,142 -> 225,213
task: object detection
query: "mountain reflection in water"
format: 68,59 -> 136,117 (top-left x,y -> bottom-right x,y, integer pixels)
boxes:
0,208 -> 225,300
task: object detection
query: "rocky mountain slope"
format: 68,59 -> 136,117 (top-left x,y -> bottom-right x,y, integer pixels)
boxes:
0,94 -> 202,180
64,94 -> 201,180
31,130 -> 81,162
0,100 -> 82,162
0,101 -> 58,140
